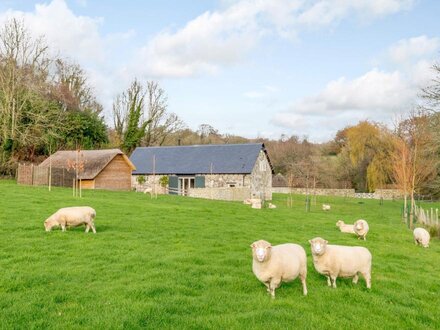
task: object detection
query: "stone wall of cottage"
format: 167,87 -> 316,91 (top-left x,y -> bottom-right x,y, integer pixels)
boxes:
131,174 -> 167,194
249,150 -> 272,200
202,174 -> 249,188
188,187 -> 251,201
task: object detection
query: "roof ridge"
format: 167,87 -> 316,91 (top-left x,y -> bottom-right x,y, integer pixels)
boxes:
135,143 -> 262,149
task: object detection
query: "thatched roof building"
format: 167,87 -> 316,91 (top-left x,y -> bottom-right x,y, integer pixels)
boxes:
40,149 -> 135,190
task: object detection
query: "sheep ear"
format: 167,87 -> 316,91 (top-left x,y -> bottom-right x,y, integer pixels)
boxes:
267,245 -> 272,249
250,244 -> 255,248
308,240 -> 312,244
324,240 -> 328,244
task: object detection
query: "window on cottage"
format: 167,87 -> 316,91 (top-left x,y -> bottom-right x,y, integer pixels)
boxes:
227,182 -> 236,188
259,161 -> 266,171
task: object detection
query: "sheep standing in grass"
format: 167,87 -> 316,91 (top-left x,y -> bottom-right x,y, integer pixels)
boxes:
413,228 -> 430,248
309,237 -> 372,289
251,240 -> 307,298
44,206 -> 96,233
322,204 -> 331,211
353,219 -> 369,240
336,220 -> 355,234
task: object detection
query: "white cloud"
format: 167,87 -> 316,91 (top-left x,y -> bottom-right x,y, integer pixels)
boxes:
0,0 -> 104,61
272,35 -> 440,142
298,0 -> 414,26
142,0 -> 415,77
388,35 -> 440,65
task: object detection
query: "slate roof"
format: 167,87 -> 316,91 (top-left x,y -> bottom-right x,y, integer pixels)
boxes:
130,143 -> 272,175
39,149 -> 135,179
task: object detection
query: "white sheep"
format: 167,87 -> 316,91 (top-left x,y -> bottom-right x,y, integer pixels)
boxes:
413,227 -> 430,248
308,237 -> 372,289
322,204 -> 331,211
44,206 -> 96,233
336,220 -> 355,234
268,203 -> 277,209
353,219 -> 369,240
251,239 -> 307,298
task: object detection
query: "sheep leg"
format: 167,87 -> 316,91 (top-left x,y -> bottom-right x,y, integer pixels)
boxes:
362,272 -> 371,289
352,274 -> 359,284
269,278 -> 281,299
264,282 -> 270,293
330,275 -> 337,288
61,224 -> 66,232
300,275 -> 308,296
85,224 -> 90,233
326,276 -> 331,287
90,222 -> 96,234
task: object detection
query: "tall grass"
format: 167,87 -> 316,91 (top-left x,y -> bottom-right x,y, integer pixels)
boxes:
0,180 -> 439,329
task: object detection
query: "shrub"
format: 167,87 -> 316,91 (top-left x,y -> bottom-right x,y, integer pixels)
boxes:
159,176 -> 169,187
136,175 -> 146,185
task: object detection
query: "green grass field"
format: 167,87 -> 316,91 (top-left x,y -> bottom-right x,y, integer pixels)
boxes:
0,180 -> 439,329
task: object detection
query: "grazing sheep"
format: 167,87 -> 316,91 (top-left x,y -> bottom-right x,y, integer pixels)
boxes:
268,203 -> 277,209
309,237 -> 372,289
322,204 -> 331,211
251,239 -> 307,298
353,219 -> 369,240
336,220 -> 355,234
44,206 -> 96,233
250,198 -> 262,209
413,228 -> 430,248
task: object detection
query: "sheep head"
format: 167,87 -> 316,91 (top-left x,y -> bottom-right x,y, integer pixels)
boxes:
44,217 -> 57,232
355,220 -> 364,231
309,237 -> 328,256
336,220 -> 344,227
250,240 -> 272,262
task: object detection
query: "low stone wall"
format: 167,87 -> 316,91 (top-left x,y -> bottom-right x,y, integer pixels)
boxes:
272,187 -> 404,200
272,188 -> 355,197
188,187 -> 252,201
372,189 -> 404,200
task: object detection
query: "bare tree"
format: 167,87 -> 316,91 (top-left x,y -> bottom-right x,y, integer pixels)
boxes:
112,79 -> 149,153
112,80 -> 184,152
53,58 -> 101,113
0,18 -> 52,161
143,81 -> 184,146
393,111 -> 438,228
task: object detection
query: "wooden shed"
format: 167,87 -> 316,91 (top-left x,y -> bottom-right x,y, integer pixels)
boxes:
39,149 -> 135,191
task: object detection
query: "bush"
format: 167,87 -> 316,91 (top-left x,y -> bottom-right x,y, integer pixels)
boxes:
427,224 -> 440,239
136,175 -> 146,185
159,176 -> 169,187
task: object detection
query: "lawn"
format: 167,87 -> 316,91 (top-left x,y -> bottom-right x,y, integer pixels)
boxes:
0,180 -> 439,329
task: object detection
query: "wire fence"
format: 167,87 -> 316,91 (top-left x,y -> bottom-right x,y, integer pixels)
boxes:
17,164 -> 75,188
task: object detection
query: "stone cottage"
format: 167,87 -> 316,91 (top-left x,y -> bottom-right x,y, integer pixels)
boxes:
130,143 -> 273,200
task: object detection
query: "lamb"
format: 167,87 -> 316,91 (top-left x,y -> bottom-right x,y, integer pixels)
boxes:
322,204 -> 331,211
44,206 -> 96,233
308,237 -> 372,289
413,227 -> 430,248
336,220 -> 355,234
250,239 -> 307,298
353,219 -> 369,240
268,203 -> 277,209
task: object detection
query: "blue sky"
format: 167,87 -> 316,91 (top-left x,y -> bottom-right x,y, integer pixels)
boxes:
1,0 -> 439,141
